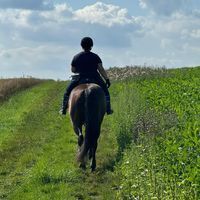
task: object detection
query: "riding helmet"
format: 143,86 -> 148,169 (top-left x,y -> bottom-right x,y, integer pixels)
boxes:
81,37 -> 93,49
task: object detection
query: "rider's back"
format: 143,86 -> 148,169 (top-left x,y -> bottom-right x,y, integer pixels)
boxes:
71,51 -> 102,74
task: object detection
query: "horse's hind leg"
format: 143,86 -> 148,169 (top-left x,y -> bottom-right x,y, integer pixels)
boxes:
90,141 -> 98,172
79,163 -> 86,170
73,125 -> 81,136
78,134 -> 84,147
73,126 -> 84,147
88,149 -> 92,160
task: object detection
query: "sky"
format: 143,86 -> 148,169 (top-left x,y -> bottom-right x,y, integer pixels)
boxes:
0,0 -> 200,79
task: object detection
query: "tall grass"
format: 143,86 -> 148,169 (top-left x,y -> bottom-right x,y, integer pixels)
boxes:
111,66 -> 200,199
107,65 -> 168,81
110,81 -> 143,155
0,78 -> 44,101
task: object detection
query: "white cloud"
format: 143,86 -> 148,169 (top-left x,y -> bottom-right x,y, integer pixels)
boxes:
139,12 -> 200,40
40,4 -> 73,23
139,0 -> 147,9
0,2 -> 142,48
73,2 -> 135,27
0,9 -> 32,27
139,0 -> 190,16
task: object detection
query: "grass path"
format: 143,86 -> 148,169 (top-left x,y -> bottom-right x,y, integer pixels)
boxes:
0,81 -> 119,200
0,82 -> 55,147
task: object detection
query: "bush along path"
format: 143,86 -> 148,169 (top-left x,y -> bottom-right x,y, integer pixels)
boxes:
0,81 -> 119,200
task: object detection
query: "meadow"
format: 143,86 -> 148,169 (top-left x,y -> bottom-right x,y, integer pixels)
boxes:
0,66 -> 199,199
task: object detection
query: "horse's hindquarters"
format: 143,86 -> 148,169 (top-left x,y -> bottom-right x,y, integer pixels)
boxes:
68,83 -> 106,170
68,87 -> 85,129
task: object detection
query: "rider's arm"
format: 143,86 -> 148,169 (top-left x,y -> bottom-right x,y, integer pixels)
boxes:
71,55 -> 79,73
97,63 -> 109,81
71,65 -> 77,73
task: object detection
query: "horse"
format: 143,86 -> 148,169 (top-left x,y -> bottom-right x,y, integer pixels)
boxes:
68,83 -> 106,171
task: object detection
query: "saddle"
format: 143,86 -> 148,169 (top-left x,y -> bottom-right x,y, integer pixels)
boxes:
71,74 -> 98,85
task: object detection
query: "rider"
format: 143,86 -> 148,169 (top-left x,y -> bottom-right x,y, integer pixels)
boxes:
60,37 -> 113,115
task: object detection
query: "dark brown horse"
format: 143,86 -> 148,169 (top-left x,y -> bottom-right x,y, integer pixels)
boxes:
68,83 -> 106,171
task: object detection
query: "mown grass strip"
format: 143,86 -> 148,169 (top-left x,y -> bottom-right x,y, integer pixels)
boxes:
0,81 -> 55,148
0,81 -> 119,200
0,81 -> 65,198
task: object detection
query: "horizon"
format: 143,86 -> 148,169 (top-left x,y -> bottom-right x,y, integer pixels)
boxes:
1,0 -> 200,79
1,65 -> 200,81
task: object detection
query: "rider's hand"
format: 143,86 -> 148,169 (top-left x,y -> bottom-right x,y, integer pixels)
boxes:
106,79 -> 111,88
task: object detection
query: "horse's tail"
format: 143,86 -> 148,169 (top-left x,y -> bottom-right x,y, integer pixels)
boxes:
77,85 -> 105,162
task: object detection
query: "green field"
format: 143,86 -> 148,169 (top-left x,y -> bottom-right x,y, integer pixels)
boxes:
0,67 -> 199,199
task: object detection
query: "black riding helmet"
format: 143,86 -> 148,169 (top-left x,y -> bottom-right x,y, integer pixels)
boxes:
81,37 -> 93,50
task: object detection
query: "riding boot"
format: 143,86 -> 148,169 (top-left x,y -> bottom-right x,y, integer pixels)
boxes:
59,95 -> 69,115
105,95 -> 113,115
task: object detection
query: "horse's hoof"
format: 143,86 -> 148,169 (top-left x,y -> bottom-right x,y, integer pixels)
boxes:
78,135 -> 84,146
90,162 -> 96,172
79,163 -> 86,170
91,167 -> 96,172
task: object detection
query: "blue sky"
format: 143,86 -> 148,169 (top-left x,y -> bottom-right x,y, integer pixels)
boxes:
0,0 -> 200,79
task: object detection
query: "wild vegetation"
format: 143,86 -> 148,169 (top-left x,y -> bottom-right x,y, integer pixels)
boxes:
110,66 -> 200,199
0,66 -> 199,199
0,78 -> 44,101
107,65 -> 168,80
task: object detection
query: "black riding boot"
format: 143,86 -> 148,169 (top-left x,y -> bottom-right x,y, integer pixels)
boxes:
105,95 -> 113,115
60,95 -> 69,115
